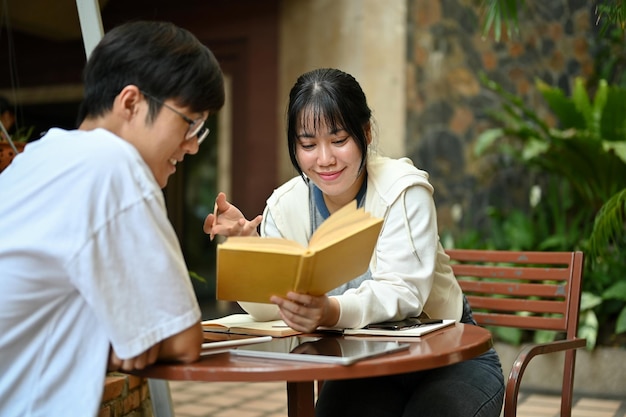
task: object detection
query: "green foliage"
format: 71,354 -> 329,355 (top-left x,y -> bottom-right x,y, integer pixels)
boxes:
189,270 -> 207,284
9,125 -> 34,143
596,1 -> 626,34
469,75 -> 626,349
476,0 -> 524,41
470,0 -> 626,349
590,25 -> 626,89
579,292 -> 602,349
488,325 -> 523,345
477,1 -> 626,42
601,280 -> 626,334
589,188 -> 626,258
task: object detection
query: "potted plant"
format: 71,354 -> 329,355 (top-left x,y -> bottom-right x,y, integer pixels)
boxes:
0,125 -> 33,172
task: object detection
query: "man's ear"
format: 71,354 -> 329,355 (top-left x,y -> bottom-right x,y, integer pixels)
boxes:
114,85 -> 143,121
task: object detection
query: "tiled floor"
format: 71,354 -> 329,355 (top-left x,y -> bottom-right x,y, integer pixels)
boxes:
168,379 -> 626,417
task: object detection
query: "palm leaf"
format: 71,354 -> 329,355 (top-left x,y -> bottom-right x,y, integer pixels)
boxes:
478,0 -> 524,41
596,2 -> 626,34
537,79 -> 587,131
588,187 -> 626,257
601,83 -> 626,142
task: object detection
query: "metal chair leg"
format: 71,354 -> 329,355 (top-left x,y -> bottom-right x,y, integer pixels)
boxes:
148,379 -> 175,417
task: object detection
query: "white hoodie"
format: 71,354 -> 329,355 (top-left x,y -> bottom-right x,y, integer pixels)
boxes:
240,154 -> 463,329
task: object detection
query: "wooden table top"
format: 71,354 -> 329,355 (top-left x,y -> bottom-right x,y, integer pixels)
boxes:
130,323 -> 492,383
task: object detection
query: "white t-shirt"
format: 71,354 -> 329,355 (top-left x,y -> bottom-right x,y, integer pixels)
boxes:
0,128 -> 201,416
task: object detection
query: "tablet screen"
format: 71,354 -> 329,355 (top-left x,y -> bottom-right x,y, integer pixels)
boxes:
230,336 -> 410,365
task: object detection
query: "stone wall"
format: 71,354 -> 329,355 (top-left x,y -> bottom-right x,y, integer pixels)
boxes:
405,0 -> 596,240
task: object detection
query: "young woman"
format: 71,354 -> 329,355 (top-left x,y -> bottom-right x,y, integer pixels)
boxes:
205,68 -> 504,416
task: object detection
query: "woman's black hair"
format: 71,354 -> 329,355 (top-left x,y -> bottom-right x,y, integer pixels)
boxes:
76,21 -> 224,125
286,68 -> 372,179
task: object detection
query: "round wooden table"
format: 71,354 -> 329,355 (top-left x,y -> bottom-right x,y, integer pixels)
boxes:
132,323 -> 492,417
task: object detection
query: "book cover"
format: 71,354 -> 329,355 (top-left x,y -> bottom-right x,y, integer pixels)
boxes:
216,200 -> 383,303
201,313 -> 301,337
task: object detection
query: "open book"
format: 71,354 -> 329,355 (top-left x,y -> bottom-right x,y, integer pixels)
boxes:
201,313 -> 301,337
216,200 -> 383,303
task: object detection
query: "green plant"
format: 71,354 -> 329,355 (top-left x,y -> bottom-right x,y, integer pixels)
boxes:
474,0 -> 626,257
446,177 -> 591,345
189,270 -> 207,284
589,189 -> 626,258
473,75 -> 626,348
477,1 -> 626,41
11,125 -> 34,143
595,1 -> 626,33
477,76 -> 626,205
476,0 -> 523,41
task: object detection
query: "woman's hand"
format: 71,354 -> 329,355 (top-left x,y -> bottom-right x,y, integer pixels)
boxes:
203,192 -> 263,239
270,292 -> 340,333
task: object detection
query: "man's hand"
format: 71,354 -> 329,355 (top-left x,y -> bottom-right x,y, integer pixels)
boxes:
107,344 -> 160,372
107,322 -> 203,371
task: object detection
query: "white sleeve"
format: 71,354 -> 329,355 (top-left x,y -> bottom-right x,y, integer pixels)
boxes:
70,194 -> 201,359
334,185 -> 440,329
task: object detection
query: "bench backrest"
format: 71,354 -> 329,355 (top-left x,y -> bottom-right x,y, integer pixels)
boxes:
445,249 -> 584,340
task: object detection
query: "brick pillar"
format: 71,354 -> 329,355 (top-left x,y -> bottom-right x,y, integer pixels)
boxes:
99,372 -> 152,417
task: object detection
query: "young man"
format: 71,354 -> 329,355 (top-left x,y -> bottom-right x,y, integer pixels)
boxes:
0,21 -> 224,416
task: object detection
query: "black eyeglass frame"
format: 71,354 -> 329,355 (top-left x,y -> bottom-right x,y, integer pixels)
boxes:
141,91 -> 210,145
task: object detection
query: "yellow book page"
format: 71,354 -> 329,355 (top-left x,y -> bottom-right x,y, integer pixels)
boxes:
201,314 -> 255,332
309,206 -> 381,251
297,218 -> 383,294
309,200 -> 359,239
201,314 -> 301,337
229,320 -> 301,337
219,236 -> 306,255
309,215 -> 379,250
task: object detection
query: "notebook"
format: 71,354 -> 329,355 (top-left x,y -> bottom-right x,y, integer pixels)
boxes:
343,319 -> 456,337
229,336 -> 410,365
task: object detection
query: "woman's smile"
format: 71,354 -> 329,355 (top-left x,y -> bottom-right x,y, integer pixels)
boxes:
316,169 -> 344,182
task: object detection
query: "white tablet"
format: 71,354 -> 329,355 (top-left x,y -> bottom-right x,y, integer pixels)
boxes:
229,336 -> 410,365
201,332 -> 272,355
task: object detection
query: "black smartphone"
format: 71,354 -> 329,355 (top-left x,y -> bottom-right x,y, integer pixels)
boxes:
365,317 -> 443,331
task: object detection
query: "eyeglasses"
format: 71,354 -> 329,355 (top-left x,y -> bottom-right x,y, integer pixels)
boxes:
141,91 -> 210,145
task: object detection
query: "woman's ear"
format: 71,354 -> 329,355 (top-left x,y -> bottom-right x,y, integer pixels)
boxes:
365,122 -> 372,145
